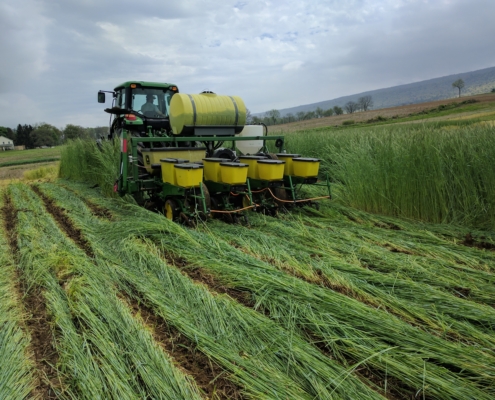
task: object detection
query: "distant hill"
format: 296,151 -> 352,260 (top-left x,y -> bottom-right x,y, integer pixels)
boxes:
257,66 -> 495,117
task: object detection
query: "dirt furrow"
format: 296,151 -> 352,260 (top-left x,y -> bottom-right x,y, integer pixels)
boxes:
122,292 -> 245,400
31,185 -> 95,258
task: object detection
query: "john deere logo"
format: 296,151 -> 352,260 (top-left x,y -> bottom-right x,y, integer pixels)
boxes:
145,155 -> 150,164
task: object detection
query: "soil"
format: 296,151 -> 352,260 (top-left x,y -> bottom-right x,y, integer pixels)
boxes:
2,193 -> 61,399
162,250 -> 255,309
83,199 -> 113,220
270,93 -> 495,133
31,185 -> 95,258
59,184 -> 114,220
124,294 -> 245,400
461,232 -> 495,251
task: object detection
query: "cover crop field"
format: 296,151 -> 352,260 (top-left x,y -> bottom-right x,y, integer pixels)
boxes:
1,178 -> 495,399
2,107 -> 495,399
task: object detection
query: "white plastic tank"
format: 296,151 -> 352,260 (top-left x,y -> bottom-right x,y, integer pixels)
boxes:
236,125 -> 264,155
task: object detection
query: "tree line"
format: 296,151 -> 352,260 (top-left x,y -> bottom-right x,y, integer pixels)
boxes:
0,124 -> 108,148
250,95 -> 373,125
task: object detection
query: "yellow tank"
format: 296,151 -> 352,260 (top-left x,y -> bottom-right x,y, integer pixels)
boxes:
160,158 -> 189,185
174,163 -> 204,188
292,158 -> 321,178
257,160 -> 285,181
220,162 -> 249,185
202,158 -> 225,182
239,155 -> 267,179
169,92 -> 247,135
276,153 -> 301,176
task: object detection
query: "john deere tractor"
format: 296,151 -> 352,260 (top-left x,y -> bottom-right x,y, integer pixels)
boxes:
97,81 -> 330,224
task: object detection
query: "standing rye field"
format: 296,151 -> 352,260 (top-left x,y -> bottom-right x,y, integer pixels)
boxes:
1,104 -> 495,398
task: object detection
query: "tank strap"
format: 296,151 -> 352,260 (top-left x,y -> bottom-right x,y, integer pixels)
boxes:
229,96 -> 239,126
187,94 -> 197,125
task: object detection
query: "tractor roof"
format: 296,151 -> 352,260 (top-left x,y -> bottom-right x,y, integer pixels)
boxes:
114,81 -> 178,90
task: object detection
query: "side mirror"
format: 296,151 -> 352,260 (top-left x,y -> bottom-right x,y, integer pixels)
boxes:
98,91 -> 106,103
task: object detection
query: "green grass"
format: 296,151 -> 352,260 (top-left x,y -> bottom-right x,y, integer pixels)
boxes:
50,180 -> 495,399
58,139 -> 120,197
0,192 -> 35,398
8,183 -> 205,399
0,157 -> 60,168
0,147 -> 61,161
39,181 -> 385,399
281,122 -> 495,229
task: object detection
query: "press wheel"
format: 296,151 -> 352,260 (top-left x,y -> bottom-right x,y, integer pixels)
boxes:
164,199 -> 179,221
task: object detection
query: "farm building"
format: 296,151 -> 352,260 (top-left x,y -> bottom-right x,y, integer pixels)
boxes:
0,136 -> 14,150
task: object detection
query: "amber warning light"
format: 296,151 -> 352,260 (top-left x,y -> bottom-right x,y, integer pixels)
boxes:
125,114 -> 137,121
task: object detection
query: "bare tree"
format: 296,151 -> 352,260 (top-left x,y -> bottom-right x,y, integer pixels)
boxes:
452,79 -> 465,98
358,95 -> 373,111
344,101 -> 358,114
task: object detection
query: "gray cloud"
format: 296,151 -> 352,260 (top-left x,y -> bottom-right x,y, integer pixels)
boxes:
1,0 -> 494,128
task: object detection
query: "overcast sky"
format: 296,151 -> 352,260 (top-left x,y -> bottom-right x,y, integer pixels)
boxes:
1,0 -> 494,129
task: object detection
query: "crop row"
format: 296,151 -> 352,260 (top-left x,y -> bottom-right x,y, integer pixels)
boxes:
38,182 -> 386,399
35,180 -> 495,399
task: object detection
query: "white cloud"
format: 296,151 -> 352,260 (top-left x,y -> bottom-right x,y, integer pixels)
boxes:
0,0 -> 50,93
283,61 -> 303,71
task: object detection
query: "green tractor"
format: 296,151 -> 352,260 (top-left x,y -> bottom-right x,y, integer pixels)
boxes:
98,81 -> 330,224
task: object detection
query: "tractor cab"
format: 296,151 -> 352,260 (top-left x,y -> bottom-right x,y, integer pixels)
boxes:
98,81 -> 179,138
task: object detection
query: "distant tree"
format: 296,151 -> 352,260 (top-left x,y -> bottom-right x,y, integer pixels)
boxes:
296,111 -> 306,121
94,126 -> 109,137
261,116 -> 272,126
344,101 -> 358,114
333,106 -> 344,115
251,116 -> 261,124
0,126 -> 15,141
16,124 -> 34,148
245,108 -> 252,124
30,124 -> 61,147
305,111 -> 316,120
357,95 -> 373,111
322,108 -> 334,117
315,107 -> 324,118
63,124 -> 87,141
285,113 -> 295,123
266,109 -> 281,124
491,88 -> 495,93
452,79 -> 465,98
